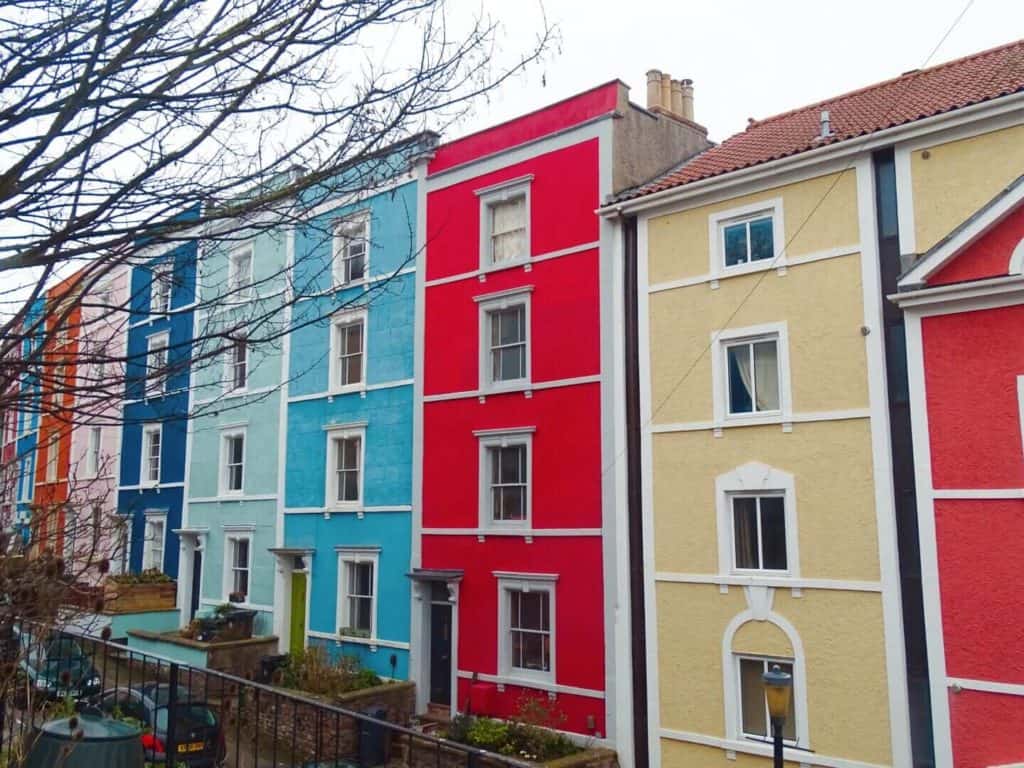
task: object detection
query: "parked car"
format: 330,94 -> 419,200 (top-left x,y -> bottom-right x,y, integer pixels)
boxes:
13,629 -> 103,708
93,684 -> 226,767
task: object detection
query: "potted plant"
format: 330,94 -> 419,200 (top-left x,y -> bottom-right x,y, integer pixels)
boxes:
103,569 -> 176,612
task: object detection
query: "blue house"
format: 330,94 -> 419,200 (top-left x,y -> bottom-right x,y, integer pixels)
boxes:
13,298 -> 45,543
116,237 -> 197,577
280,134 -> 435,678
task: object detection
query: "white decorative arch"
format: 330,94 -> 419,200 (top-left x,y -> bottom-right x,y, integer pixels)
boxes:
1009,237 -> 1024,275
721,607 -> 811,748
715,461 -> 800,578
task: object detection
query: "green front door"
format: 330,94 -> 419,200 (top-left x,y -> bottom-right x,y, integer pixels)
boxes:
290,572 -> 307,652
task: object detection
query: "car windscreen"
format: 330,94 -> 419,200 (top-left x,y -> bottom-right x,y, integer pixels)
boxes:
45,637 -> 86,662
155,703 -> 217,734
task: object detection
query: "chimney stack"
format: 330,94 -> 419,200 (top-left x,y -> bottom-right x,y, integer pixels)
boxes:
680,78 -> 694,122
646,70 -> 662,111
670,80 -> 683,115
644,68 -> 696,123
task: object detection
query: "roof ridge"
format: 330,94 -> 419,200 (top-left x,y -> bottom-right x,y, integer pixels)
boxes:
747,36 -> 1024,130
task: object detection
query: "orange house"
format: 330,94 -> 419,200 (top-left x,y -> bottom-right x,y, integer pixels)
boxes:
32,271 -> 84,557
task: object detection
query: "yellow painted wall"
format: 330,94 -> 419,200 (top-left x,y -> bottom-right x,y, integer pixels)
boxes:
646,170 -> 860,285
645,164 -> 896,766
648,253 -> 868,425
651,419 -> 880,581
656,584 -> 893,766
911,122 -> 1024,252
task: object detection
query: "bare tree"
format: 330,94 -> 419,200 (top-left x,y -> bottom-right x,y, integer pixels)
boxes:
0,0 -> 554,704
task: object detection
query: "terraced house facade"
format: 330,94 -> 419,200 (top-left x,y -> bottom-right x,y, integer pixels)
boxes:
281,134 -> 435,679
606,41 -> 1024,768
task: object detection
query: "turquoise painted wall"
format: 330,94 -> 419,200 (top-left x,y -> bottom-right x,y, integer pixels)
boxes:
284,176 -> 417,680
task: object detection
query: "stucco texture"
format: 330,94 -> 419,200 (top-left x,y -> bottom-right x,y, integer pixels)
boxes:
646,170 -> 859,285
656,583 -> 893,765
911,122 -> 1024,252
651,419 -> 880,582
648,253 -> 868,427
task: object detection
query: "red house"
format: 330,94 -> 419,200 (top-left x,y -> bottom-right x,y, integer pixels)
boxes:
410,76 -> 709,758
896,176 -> 1024,768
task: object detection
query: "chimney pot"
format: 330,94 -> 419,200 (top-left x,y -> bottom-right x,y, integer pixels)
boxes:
646,70 -> 663,110
670,80 -> 684,116
660,73 -> 672,114
820,109 -> 832,137
680,79 -> 694,122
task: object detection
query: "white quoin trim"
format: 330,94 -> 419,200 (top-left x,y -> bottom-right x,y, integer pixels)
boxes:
1011,237 -> 1024,275
721,608 -> 811,749
715,461 -> 800,579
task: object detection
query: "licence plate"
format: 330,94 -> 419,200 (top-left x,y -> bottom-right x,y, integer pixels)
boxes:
178,742 -> 204,753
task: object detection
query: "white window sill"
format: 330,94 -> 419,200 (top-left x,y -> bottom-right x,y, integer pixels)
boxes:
333,278 -> 369,291
328,385 -> 366,398
716,258 -> 781,279
500,671 -> 556,689
480,257 -> 531,276
718,412 -> 787,429
221,387 -> 249,399
480,380 -> 532,396
139,482 -> 161,490
217,492 -> 245,501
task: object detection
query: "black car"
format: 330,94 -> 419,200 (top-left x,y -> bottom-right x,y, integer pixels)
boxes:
13,629 -> 103,708
94,683 -> 226,767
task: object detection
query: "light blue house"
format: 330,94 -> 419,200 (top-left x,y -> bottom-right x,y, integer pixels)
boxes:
176,224 -> 292,638
280,133 -> 435,678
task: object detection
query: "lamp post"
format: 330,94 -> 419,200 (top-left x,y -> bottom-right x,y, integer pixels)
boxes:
762,663 -> 792,768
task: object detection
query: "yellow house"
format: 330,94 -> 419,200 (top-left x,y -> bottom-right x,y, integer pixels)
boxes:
603,42 -> 1024,768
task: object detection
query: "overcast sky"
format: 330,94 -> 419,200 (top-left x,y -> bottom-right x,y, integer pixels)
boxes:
450,0 -> 1023,145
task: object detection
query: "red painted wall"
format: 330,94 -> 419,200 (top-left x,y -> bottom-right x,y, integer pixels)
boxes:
423,251 -> 600,396
929,206 -> 1024,285
428,83 -> 618,173
948,689 -> 1024,768
918,213 -> 1024,766
425,140 -> 600,282
922,305 -> 1024,489
422,97 -> 609,735
422,385 -> 601,529
934,499 -> 1024,684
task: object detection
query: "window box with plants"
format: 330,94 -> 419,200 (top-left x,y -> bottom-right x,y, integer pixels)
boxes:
103,569 -> 176,613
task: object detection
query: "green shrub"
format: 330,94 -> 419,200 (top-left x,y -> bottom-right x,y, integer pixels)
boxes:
276,645 -> 382,699
465,717 -> 509,751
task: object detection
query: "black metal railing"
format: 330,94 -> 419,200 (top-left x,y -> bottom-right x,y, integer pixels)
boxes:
0,624 -> 530,768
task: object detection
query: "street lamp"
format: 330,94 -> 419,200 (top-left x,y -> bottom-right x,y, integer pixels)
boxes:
762,663 -> 792,768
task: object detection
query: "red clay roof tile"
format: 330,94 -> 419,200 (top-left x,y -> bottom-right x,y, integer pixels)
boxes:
619,39 -> 1024,201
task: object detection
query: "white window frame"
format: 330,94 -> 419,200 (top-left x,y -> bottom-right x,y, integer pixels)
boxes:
710,322 -> 792,429
84,425 -> 102,478
475,427 -> 534,529
708,198 -> 785,279
328,309 -> 368,394
150,262 -> 172,315
723,613 -> 811,748
44,431 -> 58,483
223,336 -> 248,393
477,176 -> 533,270
734,654 -> 800,745
495,572 -> 556,685
146,331 -> 170,398
223,532 -> 253,601
476,287 -> 533,394
142,512 -> 167,571
336,547 -> 380,640
227,242 -> 255,301
140,423 -> 162,488
219,426 -> 246,497
325,424 -> 366,511
715,461 -> 799,579
332,211 -> 370,287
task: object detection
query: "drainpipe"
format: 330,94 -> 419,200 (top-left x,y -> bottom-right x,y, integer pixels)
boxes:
622,214 -> 649,768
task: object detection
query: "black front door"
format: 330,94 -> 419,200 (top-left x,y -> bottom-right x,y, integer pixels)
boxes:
429,596 -> 452,706
189,550 -> 202,621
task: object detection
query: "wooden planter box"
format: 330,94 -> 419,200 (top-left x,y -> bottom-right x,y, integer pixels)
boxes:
104,580 -> 176,613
